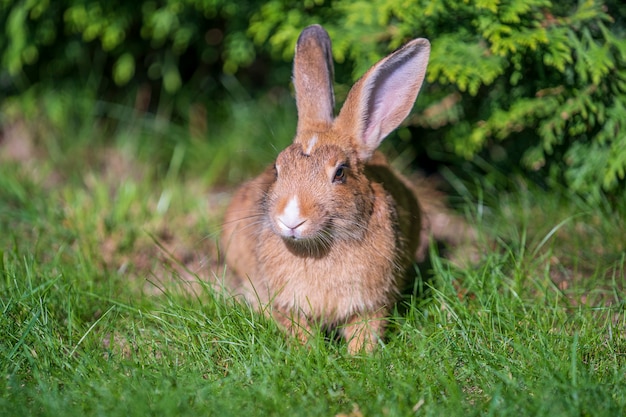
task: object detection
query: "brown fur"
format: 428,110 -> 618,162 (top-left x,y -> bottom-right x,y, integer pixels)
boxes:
221,25 -> 434,353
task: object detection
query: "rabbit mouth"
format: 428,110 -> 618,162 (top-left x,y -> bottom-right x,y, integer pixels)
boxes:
280,229 -> 333,259
276,222 -> 330,244
276,218 -> 309,239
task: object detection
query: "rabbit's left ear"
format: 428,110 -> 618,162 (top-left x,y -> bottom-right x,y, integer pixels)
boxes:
293,25 -> 335,134
334,38 -> 430,160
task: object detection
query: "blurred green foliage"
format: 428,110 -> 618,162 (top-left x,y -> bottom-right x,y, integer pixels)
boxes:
1,0 -> 625,200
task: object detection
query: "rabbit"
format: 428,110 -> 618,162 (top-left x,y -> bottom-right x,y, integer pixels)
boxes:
221,24 -> 435,353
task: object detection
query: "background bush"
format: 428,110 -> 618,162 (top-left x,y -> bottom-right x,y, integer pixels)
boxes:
1,0 -> 625,200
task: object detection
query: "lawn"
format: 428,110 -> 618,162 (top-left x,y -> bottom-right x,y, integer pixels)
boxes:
1,109 -> 625,416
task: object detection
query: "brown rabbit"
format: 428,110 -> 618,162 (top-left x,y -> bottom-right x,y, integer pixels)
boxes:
221,24 -> 433,353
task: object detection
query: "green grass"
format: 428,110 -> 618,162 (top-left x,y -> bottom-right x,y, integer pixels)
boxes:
1,103 -> 625,416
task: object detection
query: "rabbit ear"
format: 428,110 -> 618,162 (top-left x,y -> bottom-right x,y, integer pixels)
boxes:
334,38 -> 430,160
293,25 -> 335,133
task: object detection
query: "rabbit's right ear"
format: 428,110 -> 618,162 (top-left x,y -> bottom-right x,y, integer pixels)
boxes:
293,25 -> 335,134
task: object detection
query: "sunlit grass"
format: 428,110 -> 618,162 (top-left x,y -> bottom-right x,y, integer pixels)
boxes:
1,98 -> 625,416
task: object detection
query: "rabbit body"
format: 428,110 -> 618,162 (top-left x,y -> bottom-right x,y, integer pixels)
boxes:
221,25 -> 431,353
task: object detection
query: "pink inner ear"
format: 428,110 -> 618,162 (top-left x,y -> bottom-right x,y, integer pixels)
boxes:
359,43 -> 429,153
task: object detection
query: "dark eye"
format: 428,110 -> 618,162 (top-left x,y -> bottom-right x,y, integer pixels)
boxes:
333,165 -> 347,183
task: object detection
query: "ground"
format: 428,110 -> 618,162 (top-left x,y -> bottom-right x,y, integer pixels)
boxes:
1,117 -> 625,416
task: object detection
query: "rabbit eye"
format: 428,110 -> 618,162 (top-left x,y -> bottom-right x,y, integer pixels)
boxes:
333,165 -> 347,184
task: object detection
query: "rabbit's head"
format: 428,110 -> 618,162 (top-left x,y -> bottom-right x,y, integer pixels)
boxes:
264,25 -> 430,250
266,139 -> 371,246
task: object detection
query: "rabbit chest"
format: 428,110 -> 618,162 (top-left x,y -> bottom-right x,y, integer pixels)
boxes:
255,188 -> 405,322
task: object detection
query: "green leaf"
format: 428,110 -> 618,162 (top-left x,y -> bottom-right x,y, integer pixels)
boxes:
112,53 -> 135,86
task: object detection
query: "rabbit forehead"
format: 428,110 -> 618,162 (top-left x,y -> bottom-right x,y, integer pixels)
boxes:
293,130 -> 354,156
276,142 -> 353,172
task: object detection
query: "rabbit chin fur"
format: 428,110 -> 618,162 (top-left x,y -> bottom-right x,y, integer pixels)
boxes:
220,24 -> 431,353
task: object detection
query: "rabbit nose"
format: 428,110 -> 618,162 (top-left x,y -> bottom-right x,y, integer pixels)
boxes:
277,217 -> 307,231
276,196 -> 308,236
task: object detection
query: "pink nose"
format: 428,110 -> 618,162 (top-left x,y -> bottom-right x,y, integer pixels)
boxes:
276,215 -> 307,238
277,216 -> 307,231
275,196 -> 308,238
